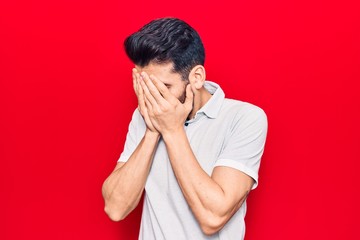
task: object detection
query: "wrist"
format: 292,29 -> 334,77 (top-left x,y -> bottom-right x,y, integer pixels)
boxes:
161,127 -> 186,141
144,129 -> 161,141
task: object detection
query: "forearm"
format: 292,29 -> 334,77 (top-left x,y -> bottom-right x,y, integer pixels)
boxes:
102,131 -> 160,221
162,129 -> 236,233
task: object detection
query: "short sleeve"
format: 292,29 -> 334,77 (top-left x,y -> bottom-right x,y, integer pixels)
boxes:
214,106 -> 268,189
117,109 -> 142,163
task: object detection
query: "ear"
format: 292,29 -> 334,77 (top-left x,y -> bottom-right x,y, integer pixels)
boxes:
188,65 -> 206,90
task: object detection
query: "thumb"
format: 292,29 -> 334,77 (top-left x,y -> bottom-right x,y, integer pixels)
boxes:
184,84 -> 194,111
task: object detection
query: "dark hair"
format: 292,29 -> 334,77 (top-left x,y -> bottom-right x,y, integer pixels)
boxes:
124,17 -> 205,80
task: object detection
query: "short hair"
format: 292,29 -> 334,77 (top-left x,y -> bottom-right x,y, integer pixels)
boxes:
124,17 -> 205,80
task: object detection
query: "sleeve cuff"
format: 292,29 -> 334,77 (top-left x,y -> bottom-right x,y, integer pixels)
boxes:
214,158 -> 259,190
117,155 -> 129,163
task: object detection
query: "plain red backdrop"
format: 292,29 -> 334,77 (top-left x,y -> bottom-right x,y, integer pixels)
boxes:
1,0 -> 359,239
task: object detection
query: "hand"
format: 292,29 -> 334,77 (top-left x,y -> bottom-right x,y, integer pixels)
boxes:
132,68 -> 159,135
138,71 -> 194,135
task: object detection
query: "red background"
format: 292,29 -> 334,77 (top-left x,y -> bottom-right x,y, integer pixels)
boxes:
1,0 -> 359,239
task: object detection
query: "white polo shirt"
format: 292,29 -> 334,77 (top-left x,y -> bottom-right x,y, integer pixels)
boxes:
118,81 -> 268,240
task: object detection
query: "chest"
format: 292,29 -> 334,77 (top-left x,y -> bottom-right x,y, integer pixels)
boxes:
146,117 -> 231,192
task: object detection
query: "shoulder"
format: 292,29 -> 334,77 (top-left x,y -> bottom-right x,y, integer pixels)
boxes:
221,98 -> 267,126
128,108 -> 146,132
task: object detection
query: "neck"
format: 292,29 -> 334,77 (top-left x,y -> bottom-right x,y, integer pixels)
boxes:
188,86 -> 212,120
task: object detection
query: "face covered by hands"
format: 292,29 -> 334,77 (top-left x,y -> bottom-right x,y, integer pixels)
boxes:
132,67 -> 194,136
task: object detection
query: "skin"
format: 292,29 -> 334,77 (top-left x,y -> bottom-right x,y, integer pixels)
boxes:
102,62 -> 254,235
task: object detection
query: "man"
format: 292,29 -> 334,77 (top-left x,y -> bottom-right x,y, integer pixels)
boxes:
102,17 -> 268,240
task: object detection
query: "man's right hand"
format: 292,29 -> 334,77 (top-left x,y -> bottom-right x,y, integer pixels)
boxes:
103,70 -> 161,221
132,68 -> 160,136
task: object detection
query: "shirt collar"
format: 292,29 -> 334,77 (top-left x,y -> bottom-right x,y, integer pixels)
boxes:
195,81 -> 225,119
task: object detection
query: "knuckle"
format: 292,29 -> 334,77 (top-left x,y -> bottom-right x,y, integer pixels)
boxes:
160,105 -> 168,112
153,109 -> 162,117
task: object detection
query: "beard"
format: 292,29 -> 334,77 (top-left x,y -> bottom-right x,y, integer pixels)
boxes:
178,90 -> 186,103
178,83 -> 189,104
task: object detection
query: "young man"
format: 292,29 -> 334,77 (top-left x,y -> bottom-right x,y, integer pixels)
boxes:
102,17 -> 268,240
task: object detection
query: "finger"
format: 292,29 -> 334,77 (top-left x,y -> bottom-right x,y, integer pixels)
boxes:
140,72 -> 168,105
139,74 -> 159,107
136,89 -> 154,129
132,68 -> 138,95
149,74 -> 175,101
142,110 -> 154,130
137,80 -> 147,113
184,84 -> 194,111
144,95 -> 153,113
